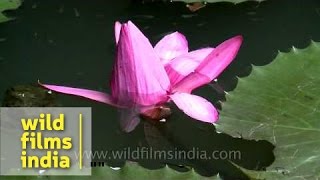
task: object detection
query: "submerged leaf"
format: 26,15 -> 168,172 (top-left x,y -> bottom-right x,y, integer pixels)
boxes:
217,41 -> 320,179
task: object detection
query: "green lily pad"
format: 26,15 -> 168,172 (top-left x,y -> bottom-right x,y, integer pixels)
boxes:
172,0 -> 265,4
2,162 -> 219,179
216,41 -> 320,179
0,0 -> 22,23
91,162 -> 218,180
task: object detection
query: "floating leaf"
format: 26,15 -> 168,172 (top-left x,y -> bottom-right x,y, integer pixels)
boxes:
2,162 -> 219,179
216,41 -> 320,179
0,0 -> 21,23
172,0 -> 265,4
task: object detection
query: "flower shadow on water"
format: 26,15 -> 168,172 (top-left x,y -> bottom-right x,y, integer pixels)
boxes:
127,103 -> 275,179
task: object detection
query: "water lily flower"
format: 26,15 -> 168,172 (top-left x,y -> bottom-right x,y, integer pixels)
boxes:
41,21 -> 242,131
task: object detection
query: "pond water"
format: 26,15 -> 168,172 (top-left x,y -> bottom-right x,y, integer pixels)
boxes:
0,0 -> 319,179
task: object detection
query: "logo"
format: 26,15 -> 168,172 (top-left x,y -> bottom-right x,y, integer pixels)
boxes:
0,108 -> 91,176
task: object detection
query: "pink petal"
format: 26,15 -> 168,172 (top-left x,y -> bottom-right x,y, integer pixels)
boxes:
118,108 -> 141,132
170,93 -> 218,123
111,21 -> 170,106
173,35 -> 243,93
114,21 -> 122,44
165,48 -> 214,86
154,32 -> 189,65
40,83 -> 119,107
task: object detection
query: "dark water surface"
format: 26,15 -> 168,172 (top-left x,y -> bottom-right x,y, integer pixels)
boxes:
0,0 -> 320,179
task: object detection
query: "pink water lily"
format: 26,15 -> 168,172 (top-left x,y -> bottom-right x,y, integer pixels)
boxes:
41,21 -> 242,129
